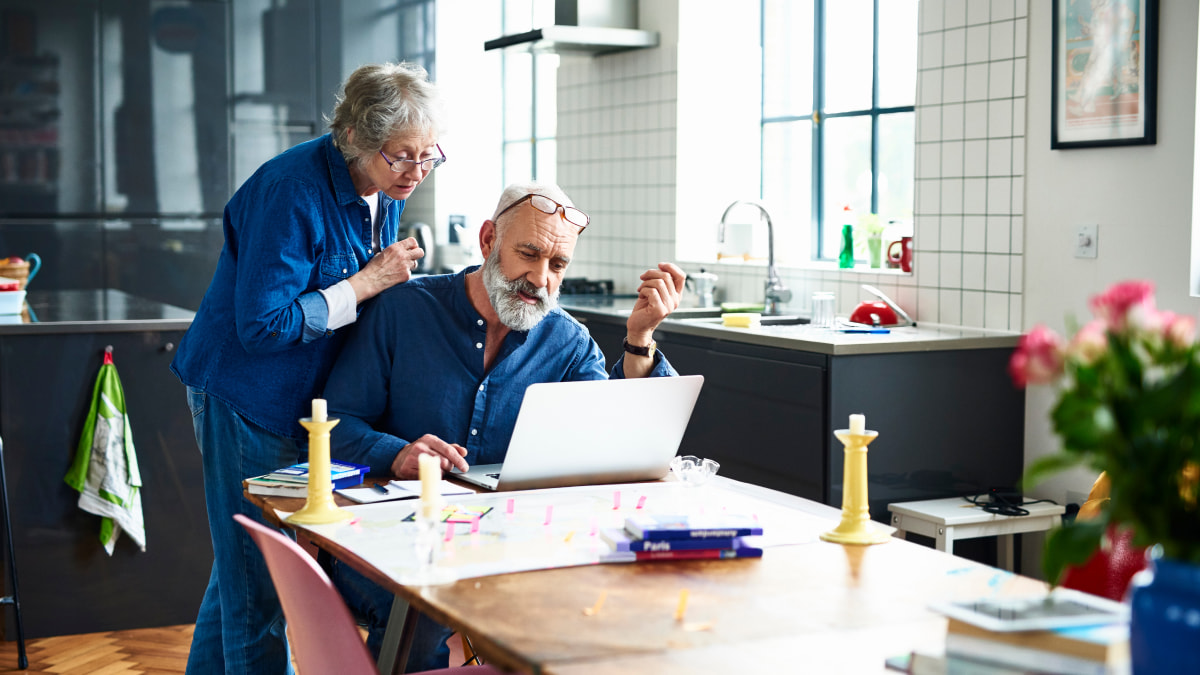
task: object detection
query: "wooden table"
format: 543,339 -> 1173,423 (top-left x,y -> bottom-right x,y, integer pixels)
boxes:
247,478 -> 1049,674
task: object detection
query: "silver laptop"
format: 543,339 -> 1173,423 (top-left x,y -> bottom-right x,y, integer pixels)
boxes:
453,375 -> 704,492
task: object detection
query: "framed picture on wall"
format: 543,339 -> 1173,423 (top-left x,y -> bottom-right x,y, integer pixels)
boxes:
1051,0 -> 1158,149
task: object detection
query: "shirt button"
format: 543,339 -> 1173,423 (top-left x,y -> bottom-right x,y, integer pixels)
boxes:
476,319 -> 484,326
475,342 -> 483,349
478,384 -> 484,391
471,429 -> 478,436
342,268 -> 348,274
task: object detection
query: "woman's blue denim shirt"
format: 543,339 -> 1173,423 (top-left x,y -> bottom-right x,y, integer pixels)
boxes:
171,133 -> 404,440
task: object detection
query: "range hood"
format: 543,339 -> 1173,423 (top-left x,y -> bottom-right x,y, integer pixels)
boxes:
485,0 -> 659,55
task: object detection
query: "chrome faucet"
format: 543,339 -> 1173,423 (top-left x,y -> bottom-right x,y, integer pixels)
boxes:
718,200 -> 792,315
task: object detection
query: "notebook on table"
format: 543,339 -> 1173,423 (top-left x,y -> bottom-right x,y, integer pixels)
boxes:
452,375 -> 704,492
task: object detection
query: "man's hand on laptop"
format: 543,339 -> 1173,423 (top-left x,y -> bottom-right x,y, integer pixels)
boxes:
391,434 -> 469,479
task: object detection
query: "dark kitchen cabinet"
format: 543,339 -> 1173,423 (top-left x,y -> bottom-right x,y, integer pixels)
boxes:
0,291 -> 205,639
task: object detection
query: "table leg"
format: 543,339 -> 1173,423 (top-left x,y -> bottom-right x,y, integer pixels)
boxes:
998,533 -> 1015,572
377,594 -> 418,674
935,527 -> 954,555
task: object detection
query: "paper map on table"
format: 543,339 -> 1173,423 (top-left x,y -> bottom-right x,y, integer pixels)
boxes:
280,482 -> 826,584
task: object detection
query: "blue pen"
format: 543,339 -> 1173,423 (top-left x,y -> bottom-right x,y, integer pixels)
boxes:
372,483 -> 390,494
838,328 -> 890,334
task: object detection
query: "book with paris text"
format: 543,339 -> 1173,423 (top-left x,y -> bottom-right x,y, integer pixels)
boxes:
944,617 -> 1130,675
245,460 -> 369,496
600,527 -> 751,552
623,513 -> 763,541
601,540 -> 764,564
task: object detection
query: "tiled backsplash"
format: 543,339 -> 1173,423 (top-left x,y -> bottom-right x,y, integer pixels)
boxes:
557,0 -> 1026,330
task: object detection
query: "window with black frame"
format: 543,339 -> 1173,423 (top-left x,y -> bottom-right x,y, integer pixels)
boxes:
761,0 -> 917,263
500,0 -> 558,185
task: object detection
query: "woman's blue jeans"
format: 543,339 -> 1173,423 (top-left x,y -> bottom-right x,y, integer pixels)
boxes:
184,387 -> 299,675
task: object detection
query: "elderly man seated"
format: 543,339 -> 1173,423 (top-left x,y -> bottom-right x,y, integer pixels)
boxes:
322,180 -> 685,670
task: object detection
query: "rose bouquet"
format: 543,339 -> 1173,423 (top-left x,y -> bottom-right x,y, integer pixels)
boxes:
1010,280 -> 1200,583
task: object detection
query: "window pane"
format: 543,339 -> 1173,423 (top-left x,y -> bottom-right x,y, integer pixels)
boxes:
877,112 -> 915,225
822,116 -> 872,259
503,0 -> 536,31
503,141 -> 532,185
762,121 -> 812,262
534,138 -> 556,184
503,52 -> 532,141
878,0 -> 918,108
762,0 -> 814,118
534,53 -> 559,138
823,0 -> 874,114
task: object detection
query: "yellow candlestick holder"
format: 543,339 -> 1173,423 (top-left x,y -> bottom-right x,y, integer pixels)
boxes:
820,429 -> 890,545
287,417 -> 353,525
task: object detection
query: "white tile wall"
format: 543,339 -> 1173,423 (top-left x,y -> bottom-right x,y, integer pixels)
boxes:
912,0 -> 1026,329
554,0 -> 1026,329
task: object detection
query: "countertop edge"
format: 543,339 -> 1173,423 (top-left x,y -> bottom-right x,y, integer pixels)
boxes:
561,304 -> 1019,355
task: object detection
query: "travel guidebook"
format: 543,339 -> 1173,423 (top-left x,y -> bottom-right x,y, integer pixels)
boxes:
601,527 -> 747,552
623,513 -> 763,540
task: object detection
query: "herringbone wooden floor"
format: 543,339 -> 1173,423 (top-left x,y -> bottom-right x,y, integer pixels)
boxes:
0,625 -> 471,673
0,624 -> 192,674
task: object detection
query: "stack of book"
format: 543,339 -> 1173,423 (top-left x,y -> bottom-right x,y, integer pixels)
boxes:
892,618 -> 1130,675
601,513 -> 764,562
244,460 -> 371,497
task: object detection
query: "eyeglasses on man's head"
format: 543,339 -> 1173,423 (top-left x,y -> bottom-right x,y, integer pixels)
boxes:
495,193 -> 590,232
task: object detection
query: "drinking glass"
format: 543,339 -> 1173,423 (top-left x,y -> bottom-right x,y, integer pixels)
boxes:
812,292 -> 836,329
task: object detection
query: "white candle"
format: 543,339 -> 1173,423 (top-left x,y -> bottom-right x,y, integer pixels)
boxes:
311,398 -> 327,422
419,453 -> 440,503
849,413 -> 865,435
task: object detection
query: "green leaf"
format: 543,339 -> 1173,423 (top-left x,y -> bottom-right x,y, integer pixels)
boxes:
1042,519 -> 1106,586
1022,453 -> 1083,491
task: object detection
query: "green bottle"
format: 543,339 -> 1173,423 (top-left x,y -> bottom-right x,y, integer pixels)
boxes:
838,223 -> 855,268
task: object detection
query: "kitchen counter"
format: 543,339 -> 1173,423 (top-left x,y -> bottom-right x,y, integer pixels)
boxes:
559,296 -> 1019,355
0,289 -> 194,335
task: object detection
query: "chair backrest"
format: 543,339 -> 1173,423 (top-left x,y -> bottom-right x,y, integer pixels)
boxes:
234,514 -> 378,675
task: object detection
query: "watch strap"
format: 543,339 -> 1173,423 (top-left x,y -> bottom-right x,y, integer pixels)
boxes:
622,336 -> 656,357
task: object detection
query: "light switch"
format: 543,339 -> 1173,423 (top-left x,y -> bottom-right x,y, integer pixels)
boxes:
1075,224 -> 1098,259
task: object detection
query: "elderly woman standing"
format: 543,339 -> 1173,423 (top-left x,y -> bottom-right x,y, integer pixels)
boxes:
171,62 -> 445,674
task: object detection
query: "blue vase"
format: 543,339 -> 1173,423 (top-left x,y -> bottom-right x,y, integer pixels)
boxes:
1129,549 -> 1200,673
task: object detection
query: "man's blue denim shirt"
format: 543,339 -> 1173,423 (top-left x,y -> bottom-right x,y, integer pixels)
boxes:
171,133 -> 403,440
323,268 -> 677,473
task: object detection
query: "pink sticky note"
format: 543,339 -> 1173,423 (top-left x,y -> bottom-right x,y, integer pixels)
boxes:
443,522 -> 456,542
470,516 -> 481,534
636,495 -> 647,510
506,498 -> 515,516
613,491 -> 621,510
544,505 -> 554,526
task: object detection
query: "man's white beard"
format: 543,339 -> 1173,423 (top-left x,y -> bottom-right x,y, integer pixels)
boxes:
482,246 -> 559,331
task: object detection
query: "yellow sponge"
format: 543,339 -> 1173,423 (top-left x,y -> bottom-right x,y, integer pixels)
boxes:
722,312 -> 761,328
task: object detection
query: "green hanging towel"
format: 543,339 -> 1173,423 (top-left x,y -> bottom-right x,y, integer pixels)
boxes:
64,348 -> 145,555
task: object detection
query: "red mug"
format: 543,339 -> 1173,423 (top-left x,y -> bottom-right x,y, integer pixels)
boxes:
887,236 -> 913,273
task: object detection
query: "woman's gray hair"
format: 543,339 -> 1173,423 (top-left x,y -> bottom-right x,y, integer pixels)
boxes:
328,62 -> 443,168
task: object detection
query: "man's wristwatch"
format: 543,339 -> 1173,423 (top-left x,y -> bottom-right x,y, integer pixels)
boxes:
622,336 -> 656,358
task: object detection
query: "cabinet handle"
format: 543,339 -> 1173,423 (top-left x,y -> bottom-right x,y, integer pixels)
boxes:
163,342 -> 175,353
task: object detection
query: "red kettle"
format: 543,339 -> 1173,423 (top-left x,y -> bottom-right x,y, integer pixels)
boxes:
848,284 -> 915,328
850,301 -> 898,327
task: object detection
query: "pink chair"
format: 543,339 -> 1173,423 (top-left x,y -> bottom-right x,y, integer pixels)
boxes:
234,514 -> 505,674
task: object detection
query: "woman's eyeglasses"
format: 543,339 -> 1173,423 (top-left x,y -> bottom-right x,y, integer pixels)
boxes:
379,144 -> 447,173
495,194 -> 590,232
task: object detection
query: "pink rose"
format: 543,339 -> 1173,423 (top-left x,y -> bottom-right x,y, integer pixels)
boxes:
1089,280 -> 1156,332
1010,325 -> 1066,388
1067,320 -> 1109,365
1161,311 -> 1197,349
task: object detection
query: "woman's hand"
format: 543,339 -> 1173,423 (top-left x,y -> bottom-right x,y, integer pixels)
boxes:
349,237 -> 425,302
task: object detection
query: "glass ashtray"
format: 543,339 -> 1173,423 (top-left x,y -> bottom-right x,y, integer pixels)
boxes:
670,455 -> 720,487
